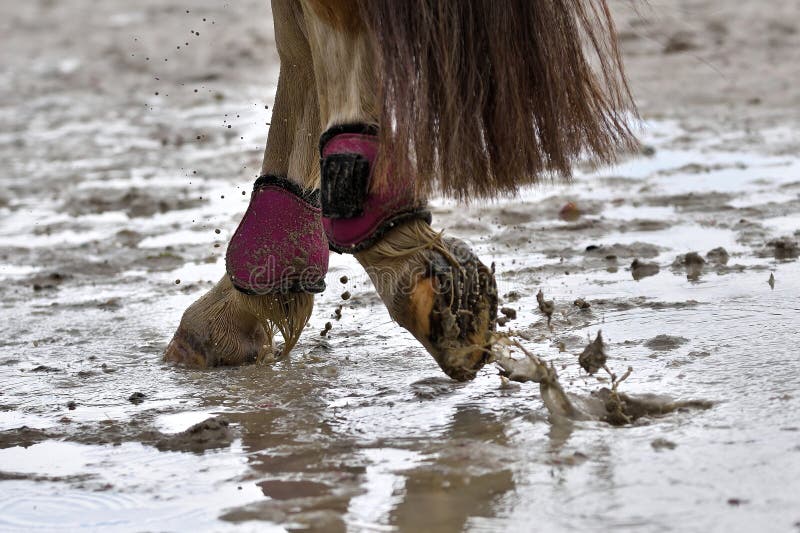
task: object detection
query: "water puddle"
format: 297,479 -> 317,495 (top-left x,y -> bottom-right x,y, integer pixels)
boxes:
1,36 -> 799,532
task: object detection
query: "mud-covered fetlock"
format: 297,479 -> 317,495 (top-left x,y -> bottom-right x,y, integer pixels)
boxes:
356,218 -> 498,381
238,289 -> 314,360
164,277 -> 316,367
164,276 -> 274,367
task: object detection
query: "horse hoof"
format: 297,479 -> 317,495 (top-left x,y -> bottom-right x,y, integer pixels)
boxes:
412,238 -> 497,380
164,276 -> 270,367
164,326 -> 211,367
164,314 -> 268,368
357,220 -> 498,381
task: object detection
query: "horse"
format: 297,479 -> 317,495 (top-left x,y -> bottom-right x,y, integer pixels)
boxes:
164,0 -> 636,381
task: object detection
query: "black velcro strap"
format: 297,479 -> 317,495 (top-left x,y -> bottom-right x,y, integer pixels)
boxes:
321,153 -> 371,219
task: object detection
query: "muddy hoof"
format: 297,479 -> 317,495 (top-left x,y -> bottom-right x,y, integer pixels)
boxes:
163,324 -> 263,368
358,221 -> 498,381
413,238 -> 497,380
164,276 -> 270,367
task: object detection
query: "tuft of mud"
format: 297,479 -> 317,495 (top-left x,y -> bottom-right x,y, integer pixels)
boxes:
631,259 -> 660,280
706,247 -> 730,265
651,438 -> 678,450
0,426 -> 55,449
761,237 -> 799,260
645,335 -> 689,351
672,251 -> 706,280
155,417 -> 234,453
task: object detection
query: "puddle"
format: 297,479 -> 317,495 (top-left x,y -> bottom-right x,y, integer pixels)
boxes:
2,3 -> 800,531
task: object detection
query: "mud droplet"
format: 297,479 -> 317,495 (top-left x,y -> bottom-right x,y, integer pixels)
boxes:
651,438 -> 677,450
768,272 -> 775,289
320,322 -> 332,337
341,291 -> 351,301
128,392 -> 146,405
214,228 -> 221,234
175,279 -> 181,285
66,401 -> 77,410
500,307 -> 517,320
339,275 -> 348,284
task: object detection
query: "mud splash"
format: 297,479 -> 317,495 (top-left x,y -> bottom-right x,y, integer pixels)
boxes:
493,332 -> 711,426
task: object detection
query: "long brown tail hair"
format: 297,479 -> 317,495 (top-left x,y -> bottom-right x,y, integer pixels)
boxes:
357,0 -> 637,200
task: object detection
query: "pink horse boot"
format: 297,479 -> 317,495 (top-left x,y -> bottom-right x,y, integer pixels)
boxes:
226,175 -> 329,294
319,124 -> 431,252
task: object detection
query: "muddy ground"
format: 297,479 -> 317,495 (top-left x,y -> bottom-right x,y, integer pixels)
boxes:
1,1 -> 799,531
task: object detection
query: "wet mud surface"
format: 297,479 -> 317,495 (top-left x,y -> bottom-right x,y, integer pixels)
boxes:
2,1 -> 800,532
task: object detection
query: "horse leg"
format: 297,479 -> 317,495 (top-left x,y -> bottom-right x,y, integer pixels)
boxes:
164,1 -> 322,367
302,1 -> 498,381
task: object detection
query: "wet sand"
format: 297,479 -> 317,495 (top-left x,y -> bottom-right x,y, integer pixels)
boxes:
1,1 -> 800,531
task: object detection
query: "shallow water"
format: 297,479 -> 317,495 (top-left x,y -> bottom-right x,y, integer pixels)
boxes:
2,102 -> 799,531
2,5 -> 800,531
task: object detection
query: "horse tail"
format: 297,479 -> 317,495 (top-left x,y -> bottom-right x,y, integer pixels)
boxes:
356,0 -> 638,200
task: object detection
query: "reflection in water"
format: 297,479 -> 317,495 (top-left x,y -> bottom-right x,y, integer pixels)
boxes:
390,407 -> 515,532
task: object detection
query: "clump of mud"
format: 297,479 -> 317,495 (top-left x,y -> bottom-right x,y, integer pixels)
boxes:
156,417 -> 234,453
573,298 -> 591,310
631,259 -> 660,280
578,331 -> 606,374
645,334 -> 689,351
706,247 -> 730,265
672,252 -> 706,280
763,237 -> 799,260
28,272 -> 70,291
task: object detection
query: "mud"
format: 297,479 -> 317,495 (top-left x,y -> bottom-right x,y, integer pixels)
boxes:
578,331 -> 607,375
645,335 -> 690,352
494,334 -> 711,427
2,0 -> 800,531
630,258 -> 660,280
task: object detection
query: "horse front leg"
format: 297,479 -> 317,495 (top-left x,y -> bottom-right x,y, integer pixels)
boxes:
165,1 -> 322,366
302,1 -> 498,381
